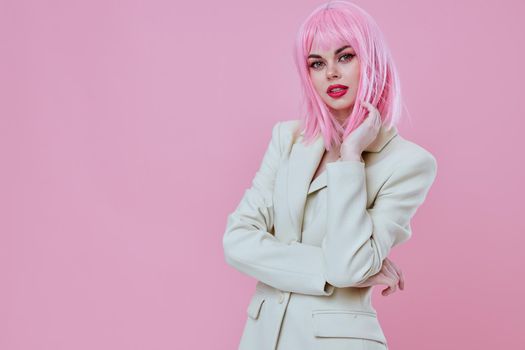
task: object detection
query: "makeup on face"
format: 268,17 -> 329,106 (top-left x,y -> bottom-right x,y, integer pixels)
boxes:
307,45 -> 353,60
308,45 -> 355,99
326,84 -> 349,98
307,45 -> 355,69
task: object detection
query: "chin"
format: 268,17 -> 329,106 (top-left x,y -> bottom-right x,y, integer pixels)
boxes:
328,101 -> 353,111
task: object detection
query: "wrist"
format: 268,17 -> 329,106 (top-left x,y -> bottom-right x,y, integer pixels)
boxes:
340,153 -> 362,162
340,148 -> 362,162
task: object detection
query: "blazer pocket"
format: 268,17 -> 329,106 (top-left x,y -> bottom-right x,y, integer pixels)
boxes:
246,292 -> 266,320
311,309 -> 387,345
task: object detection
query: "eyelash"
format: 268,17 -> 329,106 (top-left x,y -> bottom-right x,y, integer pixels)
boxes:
309,53 -> 355,69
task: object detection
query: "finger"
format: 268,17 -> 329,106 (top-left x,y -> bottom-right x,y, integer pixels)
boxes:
378,270 -> 398,294
361,100 -> 378,114
383,259 -> 398,277
382,283 -> 397,296
361,101 -> 375,117
374,114 -> 381,129
381,266 -> 399,294
362,102 -> 381,127
390,263 -> 405,291
373,272 -> 390,286
366,272 -> 394,292
380,270 -> 398,296
388,281 -> 397,294
385,259 -> 404,291
382,260 -> 399,282
374,273 -> 397,297
363,102 -> 374,120
372,107 -> 381,125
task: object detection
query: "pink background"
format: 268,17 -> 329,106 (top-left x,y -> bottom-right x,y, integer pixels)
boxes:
1,0 -> 524,349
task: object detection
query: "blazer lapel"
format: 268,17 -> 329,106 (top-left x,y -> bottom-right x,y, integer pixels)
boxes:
286,123 -> 398,241
286,134 -> 325,240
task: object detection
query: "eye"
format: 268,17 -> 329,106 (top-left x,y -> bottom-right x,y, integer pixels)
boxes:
340,53 -> 354,62
309,61 -> 323,69
309,53 -> 355,70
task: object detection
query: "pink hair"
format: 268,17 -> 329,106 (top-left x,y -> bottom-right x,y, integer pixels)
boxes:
293,0 -> 403,150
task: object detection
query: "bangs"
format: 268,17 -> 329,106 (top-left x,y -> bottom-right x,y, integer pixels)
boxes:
307,9 -> 353,53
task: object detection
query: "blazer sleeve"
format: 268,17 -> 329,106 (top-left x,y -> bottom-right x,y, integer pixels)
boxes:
322,154 -> 438,288
222,121 -> 334,296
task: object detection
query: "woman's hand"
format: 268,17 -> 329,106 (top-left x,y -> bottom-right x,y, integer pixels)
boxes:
340,100 -> 382,160
352,257 -> 405,296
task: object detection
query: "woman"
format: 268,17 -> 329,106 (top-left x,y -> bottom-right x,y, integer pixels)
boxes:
222,1 -> 437,349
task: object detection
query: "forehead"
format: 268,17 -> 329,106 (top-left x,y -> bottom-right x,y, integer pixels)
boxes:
309,35 -> 351,54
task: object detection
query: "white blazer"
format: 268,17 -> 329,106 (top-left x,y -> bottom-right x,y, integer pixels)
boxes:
222,119 -> 438,350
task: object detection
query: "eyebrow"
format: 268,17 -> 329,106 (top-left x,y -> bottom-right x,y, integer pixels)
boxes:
307,45 -> 353,59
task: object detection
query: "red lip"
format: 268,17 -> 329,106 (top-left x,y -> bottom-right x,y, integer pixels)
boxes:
326,84 -> 349,93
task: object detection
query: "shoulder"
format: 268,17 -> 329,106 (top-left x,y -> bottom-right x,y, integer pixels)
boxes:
273,120 -> 437,176
269,119 -> 302,153
384,134 -> 438,178
276,119 -> 302,137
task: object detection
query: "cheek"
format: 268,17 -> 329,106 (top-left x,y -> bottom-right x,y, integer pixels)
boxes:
353,70 -> 360,84
352,65 -> 361,83
344,65 -> 360,83
310,73 -> 324,92
338,59 -> 357,75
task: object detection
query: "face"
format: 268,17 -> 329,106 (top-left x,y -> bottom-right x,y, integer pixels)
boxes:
307,44 -> 360,123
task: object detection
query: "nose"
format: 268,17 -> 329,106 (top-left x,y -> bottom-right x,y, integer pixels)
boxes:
326,66 -> 341,80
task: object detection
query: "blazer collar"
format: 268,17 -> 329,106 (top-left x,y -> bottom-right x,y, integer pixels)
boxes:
286,123 -> 398,240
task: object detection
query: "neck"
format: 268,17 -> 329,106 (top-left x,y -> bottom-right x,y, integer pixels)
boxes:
330,106 -> 353,126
